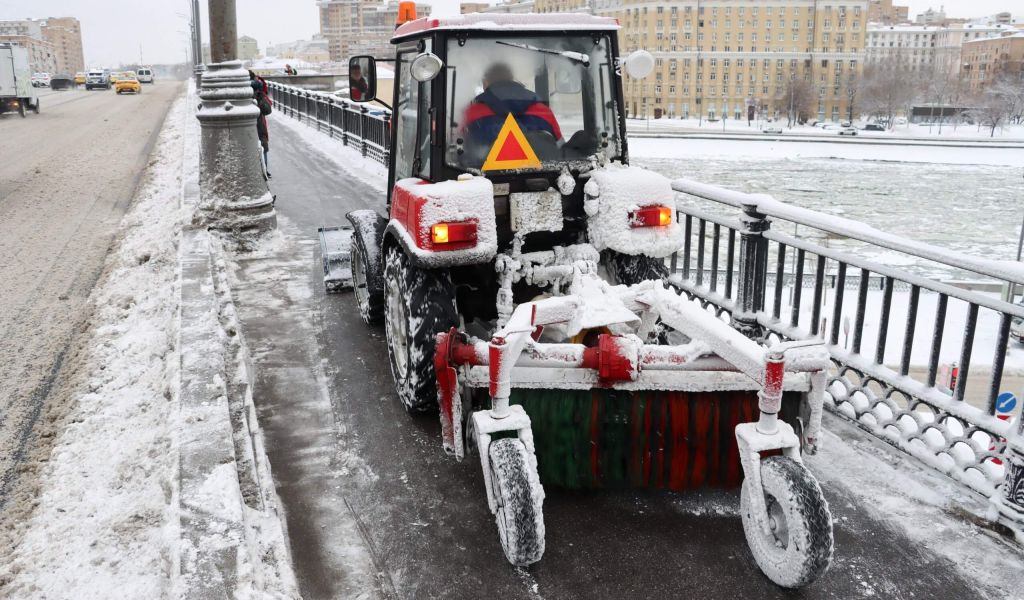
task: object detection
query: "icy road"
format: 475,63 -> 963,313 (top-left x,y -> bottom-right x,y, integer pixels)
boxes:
222,116 -> 1023,599
0,83 -> 183,557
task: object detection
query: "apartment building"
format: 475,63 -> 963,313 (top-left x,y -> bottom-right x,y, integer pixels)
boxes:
318,0 -> 432,62
0,18 -> 82,74
961,30 -> 1024,93
460,2 -> 492,13
933,22 -> 1017,75
40,17 -> 84,74
866,25 -> 936,72
867,0 -> 908,25
238,35 -> 260,61
523,0 -> 867,122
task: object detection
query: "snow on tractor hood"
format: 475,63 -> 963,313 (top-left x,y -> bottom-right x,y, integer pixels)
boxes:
583,163 -> 684,258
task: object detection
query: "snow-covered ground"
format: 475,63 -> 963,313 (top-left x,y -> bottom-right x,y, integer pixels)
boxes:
628,116 -> 1024,142
0,97 -> 189,597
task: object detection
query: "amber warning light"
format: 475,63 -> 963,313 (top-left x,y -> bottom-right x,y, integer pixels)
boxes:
629,206 -> 673,228
397,1 -> 417,25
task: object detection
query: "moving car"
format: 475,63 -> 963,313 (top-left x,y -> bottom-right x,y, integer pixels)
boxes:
30,72 -> 51,87
85,70 -> 111,90
762,125 -> 783,134
864,123 -> 885,132
838,126 -> 858,136
137,67 -> 154,83
74,71 -> 86,85
115,75 -> 141,94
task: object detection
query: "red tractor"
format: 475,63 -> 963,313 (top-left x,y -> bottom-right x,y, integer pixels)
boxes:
338,9 -> 834,588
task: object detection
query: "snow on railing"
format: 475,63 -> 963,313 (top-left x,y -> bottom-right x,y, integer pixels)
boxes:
266,81 -> 391,166
669,176 -> 1024,536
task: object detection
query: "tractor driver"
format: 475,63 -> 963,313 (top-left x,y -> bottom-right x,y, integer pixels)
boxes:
462,62 -> 563,153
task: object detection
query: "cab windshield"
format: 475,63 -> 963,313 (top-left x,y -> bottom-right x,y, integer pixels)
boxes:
445,34 -> 622,173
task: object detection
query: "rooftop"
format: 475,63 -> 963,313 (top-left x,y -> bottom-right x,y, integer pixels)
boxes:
393,12 -> 619,40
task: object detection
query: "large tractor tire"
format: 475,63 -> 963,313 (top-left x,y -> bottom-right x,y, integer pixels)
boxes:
488,438 -> 545,566
383,244 -> 458,413
740,456 -> 833,588
603,251 -> 669,286
351,235 -> 384,324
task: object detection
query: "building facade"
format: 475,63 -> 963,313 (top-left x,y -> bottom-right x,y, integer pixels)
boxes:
866,25 -> 936,72
266,37 -> 331,63
318,0 -> 432,62
40,17 -> 84,74
238,35 -> 260,61
961,31 -> 1024,93
0,18 -> 79,74
460,2 -> 492,13
520,0 -> 867,122
933,23 -> 1016,76
867,0 -> 908,25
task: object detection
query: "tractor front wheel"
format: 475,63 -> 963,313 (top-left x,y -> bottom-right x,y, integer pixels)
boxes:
383,244 -> 458,413
488,438 -> 545,566
351,236 -> 383,324
740,456 -> 833,588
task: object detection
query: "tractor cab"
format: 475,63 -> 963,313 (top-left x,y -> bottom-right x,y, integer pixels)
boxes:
350,13 -> 655,220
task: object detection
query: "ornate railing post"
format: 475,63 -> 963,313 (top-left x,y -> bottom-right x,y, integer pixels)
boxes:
382,112 -> 391,166
359,105 -> 369,157
733,200 -> 769,339
992,421 -> 1024,542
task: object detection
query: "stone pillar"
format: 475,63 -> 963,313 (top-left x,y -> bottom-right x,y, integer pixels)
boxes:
208,0 -> 237,64
196,60 -> 276,235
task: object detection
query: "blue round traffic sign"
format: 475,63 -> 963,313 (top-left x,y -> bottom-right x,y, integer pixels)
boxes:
996,392 -> 1017,414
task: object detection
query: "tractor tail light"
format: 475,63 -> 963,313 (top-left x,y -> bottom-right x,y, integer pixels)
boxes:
629,206 -> 673,228
431,222 -> 477,245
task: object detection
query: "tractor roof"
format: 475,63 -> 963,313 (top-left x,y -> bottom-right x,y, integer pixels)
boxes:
392,13 -> 620,42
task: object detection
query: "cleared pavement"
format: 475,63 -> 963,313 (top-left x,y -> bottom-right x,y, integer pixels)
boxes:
0,82 -> 183,560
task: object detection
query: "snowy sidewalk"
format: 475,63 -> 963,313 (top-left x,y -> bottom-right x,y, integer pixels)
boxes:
0,88 -> 298,598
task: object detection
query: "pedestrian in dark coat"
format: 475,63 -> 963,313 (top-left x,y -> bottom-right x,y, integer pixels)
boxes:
249,70 -> 271,178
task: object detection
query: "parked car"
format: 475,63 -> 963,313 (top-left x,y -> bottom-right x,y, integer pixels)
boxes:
762,125 -> 784,134
840,120 -> 851,127
137,67 -> 154,84
1013,314 -> 1024,344
838,126 -> 858,136
863,123 -> 885,132
85,70 -> 111,90
115,75 -> 141,95
74,71 -> 86,85
30,72 -> 51,87
821,123 -> 840,130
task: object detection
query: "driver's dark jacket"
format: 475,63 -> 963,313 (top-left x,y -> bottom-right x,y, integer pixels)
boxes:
462,81 -> 562,147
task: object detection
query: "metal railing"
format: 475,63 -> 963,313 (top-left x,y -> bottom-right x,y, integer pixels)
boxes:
267,81 -> 391,166
668,177 -> 1024,515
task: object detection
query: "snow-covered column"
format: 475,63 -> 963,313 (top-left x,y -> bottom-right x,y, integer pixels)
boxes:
733,201 -> 769,339
195,60 -> 276,235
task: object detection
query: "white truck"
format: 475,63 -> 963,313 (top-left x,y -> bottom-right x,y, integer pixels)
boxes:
0,44 -> 39,117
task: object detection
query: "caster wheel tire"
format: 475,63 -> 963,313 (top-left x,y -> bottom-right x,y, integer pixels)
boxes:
383,244 -> 458,413
351,235 -> 383,325
18,103 -> 26,118
32,99 -> 39,114
741,456 -> 833,588
488,438 -> 545,566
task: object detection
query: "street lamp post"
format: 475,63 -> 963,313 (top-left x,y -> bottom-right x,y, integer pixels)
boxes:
195,0 -> 276,237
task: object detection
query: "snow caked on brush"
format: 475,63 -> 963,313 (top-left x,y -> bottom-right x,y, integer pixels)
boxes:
1,98 -> 188,597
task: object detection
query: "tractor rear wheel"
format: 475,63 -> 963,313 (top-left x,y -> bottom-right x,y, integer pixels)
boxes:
740,456 -> 833,588
383,244 -> 458,413
351,236 -> 383,324
488,438 -> 545,566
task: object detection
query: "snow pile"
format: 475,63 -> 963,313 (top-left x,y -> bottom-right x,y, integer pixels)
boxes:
585,163 -> 683,258
0,98 -> 189,597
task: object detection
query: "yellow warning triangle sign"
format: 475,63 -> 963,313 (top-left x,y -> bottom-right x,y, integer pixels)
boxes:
481,114 -> 542,172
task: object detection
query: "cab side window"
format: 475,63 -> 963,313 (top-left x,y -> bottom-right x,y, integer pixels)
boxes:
393,46 -> 432,181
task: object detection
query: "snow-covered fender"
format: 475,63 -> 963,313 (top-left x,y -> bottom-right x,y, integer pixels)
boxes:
345,209 -> 388,296
386,176 -> 498,268
583,163 -> 684,258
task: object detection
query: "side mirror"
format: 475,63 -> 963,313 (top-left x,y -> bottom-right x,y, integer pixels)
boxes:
349,55 -> 376,102
621,50 -> 654,79
410,52 -> 443,82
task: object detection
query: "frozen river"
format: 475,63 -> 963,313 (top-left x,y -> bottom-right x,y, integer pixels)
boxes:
630,137 -> 1024,280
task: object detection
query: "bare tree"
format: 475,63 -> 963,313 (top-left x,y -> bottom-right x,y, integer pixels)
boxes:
858,60 -> 918,129
776,76 -> 816,127
968,88 -> 1011,137
991,77 -> 1024,125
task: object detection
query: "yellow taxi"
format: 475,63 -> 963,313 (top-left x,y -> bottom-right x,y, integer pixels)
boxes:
74,72 -> 86,85
115,73 -> 141,95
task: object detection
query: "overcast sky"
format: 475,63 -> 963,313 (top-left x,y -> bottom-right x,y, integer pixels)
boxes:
0,0 -> 1016,67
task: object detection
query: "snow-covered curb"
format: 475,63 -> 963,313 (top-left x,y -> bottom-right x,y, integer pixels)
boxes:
0,86 -> 298,599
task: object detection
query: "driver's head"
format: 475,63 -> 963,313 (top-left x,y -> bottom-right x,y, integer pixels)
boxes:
483,62 -> 513,89
350,64 -> 362,78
